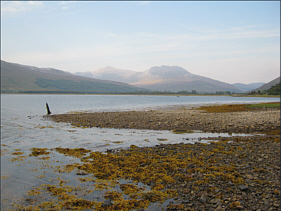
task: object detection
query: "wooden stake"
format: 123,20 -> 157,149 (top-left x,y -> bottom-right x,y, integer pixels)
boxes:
46,103 -> 51,115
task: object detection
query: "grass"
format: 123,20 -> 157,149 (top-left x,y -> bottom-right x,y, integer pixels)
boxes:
245,103 -> 280,108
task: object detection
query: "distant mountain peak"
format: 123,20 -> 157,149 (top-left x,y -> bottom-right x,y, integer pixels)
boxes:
148,65 -> 190,75
144,66 -> 191,81
75,64 -> 242,93
95,66 -> 135,74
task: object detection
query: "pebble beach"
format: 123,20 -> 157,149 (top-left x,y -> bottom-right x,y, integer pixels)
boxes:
48,103 -> 280,134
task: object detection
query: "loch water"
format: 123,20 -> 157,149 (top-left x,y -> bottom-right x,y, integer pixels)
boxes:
1,94 -> 280,210
2,94 -> 280,150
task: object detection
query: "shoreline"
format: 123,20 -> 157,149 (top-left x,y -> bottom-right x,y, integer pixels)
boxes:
6,103 -> 280,210
47,103 -> 280,134
1,92 -> 280,98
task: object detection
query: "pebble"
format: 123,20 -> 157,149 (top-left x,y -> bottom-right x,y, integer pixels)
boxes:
274,203 -> 280,207
200,194 -> 208,203
239,185 -> 249,191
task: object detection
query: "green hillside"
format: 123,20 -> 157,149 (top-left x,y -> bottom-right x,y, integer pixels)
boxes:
267,83 -> 280,95
1,60 -> 146,94
248,78 -> 280,96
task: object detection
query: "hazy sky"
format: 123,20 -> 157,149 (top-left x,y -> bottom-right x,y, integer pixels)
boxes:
1,1 -> 280,84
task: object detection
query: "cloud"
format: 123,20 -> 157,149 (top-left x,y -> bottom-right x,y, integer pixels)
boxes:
190,57 -> 280,84
1,1 -> 43,14
62,6 -> 70,10
57,1 -> 75,10
101,26 -> 279,59
138,1 -> 151,5
226,28 -> 279,40
6,25 -> 277,69
57,2 -> 70,5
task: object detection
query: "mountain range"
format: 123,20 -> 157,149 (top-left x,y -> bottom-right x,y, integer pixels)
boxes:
75,66 -> 263,93
1,60 -> 145,93
2,60 -> 274,94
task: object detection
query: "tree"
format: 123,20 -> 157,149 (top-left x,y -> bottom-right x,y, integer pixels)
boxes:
267,83 -> 280,95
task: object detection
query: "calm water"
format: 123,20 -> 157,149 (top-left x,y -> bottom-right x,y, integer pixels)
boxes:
1,94 -> 279,210
1,94 -> 279,150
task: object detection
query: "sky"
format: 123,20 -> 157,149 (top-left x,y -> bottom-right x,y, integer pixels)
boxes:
1,1 -> 280,84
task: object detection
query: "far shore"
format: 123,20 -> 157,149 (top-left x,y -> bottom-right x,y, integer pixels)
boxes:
1,92 -> 280,98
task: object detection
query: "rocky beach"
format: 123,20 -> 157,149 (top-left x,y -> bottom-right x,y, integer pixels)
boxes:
39,103 -> 281,210
48,103 -> 280,134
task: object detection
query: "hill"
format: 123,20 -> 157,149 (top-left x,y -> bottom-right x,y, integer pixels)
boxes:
77,65 -> 242,93
1,60 -> 146,94
232,83 -> 265,93
249,77 -> 280,93
267,83 -> 280,95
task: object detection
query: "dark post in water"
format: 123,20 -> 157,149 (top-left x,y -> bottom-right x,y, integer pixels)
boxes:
46,103 -> 51,115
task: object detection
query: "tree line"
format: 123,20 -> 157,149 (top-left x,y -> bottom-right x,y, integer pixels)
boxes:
248,83 -> 280,96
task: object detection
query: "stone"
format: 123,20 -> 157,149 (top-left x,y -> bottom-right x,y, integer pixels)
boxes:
210,199 -> 221,204
239,185 -> 249,191
273,203 -> 280,207
102,200 -> 113,207
182,200 -> 190,204
215,206 -> 222,211
200,194 -> 208,203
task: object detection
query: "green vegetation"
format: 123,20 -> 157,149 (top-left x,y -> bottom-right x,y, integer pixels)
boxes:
248,83 -> 280,96
268,83 -> 280,95
118,90 -> 236,95
34,78 -> 143,94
